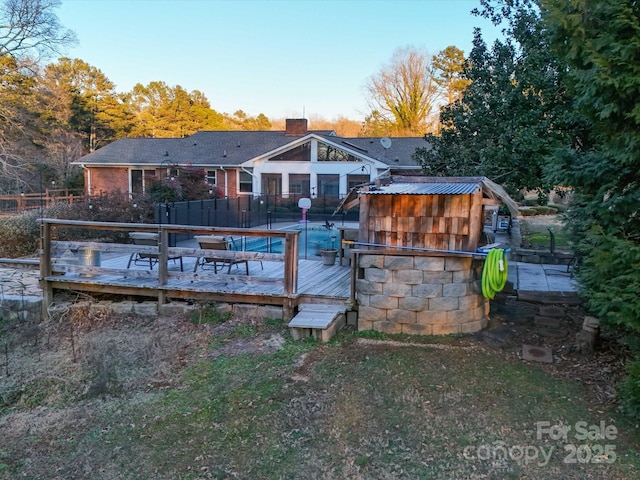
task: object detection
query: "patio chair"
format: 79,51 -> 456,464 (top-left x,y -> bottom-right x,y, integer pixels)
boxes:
193,235 -> 250,274
548,228 -> 577,273
126,232 -> 183,271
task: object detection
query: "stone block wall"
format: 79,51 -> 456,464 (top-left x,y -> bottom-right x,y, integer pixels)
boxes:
356,252 -> 488,335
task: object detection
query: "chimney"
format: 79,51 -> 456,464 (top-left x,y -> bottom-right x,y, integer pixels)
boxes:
285,118 -> 308,136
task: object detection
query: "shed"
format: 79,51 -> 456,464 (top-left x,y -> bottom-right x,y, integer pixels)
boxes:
335,175 -> 519,336
338,175 -> 518,252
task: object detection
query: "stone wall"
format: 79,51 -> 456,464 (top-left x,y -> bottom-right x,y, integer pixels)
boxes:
355,252 -> 488,335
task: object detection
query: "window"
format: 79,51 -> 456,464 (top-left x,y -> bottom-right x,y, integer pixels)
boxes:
131,169 -> 143,195
289,174 -> 310,196
269,142 -> 311,161
317,141 -> 361,162
347,174 -> 369,190
206,170 -> 216,185
262,174 -> 281,195
132,169 -> 157,194
239,170 -> 253,193
318,174 -> 339,197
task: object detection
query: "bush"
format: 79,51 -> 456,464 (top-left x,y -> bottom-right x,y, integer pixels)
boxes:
0,212 -> 40,258
620,356 -> 640,420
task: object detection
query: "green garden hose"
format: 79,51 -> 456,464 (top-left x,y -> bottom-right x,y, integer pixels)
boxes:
481,248 -> 508,299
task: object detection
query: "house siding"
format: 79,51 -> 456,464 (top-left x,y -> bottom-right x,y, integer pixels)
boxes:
89,167 -> 130,195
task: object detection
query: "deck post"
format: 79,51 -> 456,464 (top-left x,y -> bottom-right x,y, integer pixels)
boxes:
39,220 -> 53,319
283,231 -> 299,295
157,227 -> 168,306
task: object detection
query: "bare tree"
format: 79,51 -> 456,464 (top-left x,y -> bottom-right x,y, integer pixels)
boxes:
0,0 -> 76,65
0,0 -> 75,193
365,47 -> 440,136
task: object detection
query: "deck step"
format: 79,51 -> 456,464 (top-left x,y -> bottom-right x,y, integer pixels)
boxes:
288,303 -> 348,343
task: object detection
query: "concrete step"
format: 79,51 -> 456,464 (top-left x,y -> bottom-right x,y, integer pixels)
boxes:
288,303 -> 348,343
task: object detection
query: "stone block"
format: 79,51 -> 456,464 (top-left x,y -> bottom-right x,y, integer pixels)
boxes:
358,318 -> 374,331
472,305 -> 487,321
355,279 -> 383,295
111,301 -> 136,315
460,320 -> 485,334
446,309 -> 475,324
443,282 -> 468,297
445,257 -> 472,272
412,283 -> 442,298
399,296 -> 429,311
384,256 -> 414,270
403,323 -> 432,336
453,270 -> 475,283
415,256 -> 445,271
428,296 -> 459,312
159,302 -> 190,316
458,295 -> 480,310
364,268 -> 391,283
258,305 -> 283,320
369,295 -> 398,309
356,293 -> 370,306
432,323 -> 461,335
416,310 -> 448,325
346,310 -> 358,326
423,271 -> 453,284
387,309 -> 416,324
358,306 -> 386,323
394,269 -> 423,285
468,280 -> 483,295
373,320 -> 403,334
133,302 -> 158,316
90,302 -> 113,317
383,282 -> 413,297
233,304 -> 260,320
359,254 -> 384,268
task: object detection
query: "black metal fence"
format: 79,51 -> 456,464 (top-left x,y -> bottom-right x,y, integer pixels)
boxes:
155,194 -> 359,245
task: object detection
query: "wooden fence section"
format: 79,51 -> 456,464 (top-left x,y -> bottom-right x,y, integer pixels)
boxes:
0,190 -> 84,214
39,219 -> 351,320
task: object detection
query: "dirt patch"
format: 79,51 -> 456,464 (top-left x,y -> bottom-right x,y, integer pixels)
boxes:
480,294 -> 629,406
210,333 -> 286,359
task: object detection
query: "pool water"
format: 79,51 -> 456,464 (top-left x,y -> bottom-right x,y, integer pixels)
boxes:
240,224 -> 339,258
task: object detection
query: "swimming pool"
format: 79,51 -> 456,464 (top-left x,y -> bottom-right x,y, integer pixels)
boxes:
239,223 -> 341,259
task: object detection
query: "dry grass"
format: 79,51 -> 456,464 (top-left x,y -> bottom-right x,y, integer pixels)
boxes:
0,301 -> 639,479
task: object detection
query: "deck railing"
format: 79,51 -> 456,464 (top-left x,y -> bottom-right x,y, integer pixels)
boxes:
39,219 -> 300,317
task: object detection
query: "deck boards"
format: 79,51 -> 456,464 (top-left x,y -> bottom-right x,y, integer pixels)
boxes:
46,252 -> 352,303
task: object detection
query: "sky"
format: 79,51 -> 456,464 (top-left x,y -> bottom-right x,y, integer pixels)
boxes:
56,0 -> 502,121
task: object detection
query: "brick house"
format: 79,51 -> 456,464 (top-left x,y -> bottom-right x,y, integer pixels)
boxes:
72,119 -> 427,198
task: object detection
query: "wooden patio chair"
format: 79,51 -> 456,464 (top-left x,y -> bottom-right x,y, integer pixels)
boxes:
126,232 -> 183,271
193,235 -> 250,274
548,228 -> 577,273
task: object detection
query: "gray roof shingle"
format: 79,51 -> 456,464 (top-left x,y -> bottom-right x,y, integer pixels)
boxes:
74,130 -> 428,168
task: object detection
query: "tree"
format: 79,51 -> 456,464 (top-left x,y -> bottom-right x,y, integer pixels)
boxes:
1,0 -> 76,192
364,47 -> 440,136
414,0 -> 572,198
127,81 -> 227,137
39,57 -> 129,151
432,45 -> 471,105
542,0 -> 640,333
0,0 -> 75,67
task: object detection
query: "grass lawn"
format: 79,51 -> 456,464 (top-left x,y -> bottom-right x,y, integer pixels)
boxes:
1,311 -> 638,479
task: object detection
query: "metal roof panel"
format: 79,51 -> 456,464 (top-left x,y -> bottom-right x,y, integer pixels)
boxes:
362,182 -> 481,195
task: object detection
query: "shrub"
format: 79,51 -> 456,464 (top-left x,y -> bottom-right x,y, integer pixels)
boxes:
620,356 -> 640,420
0,212 -> 40,258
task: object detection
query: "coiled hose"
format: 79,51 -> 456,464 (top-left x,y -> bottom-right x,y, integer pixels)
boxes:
481,248 -> 508,299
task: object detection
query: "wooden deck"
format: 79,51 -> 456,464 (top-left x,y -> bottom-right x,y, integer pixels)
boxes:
39,219 -> 353,320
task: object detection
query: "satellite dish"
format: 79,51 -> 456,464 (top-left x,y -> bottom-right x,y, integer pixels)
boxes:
380,137 -> 392,149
